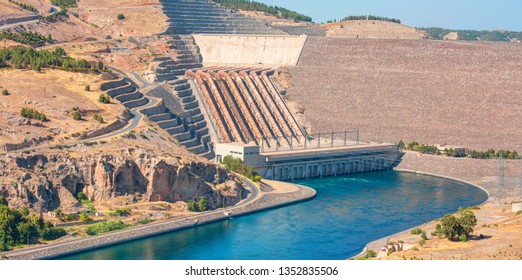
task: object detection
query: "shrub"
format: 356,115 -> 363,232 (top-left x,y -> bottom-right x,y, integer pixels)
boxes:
198,196 -> 208,212
516,210 -> 522,216
410,228 -> 422,235
357,250 -> 377,260
138,217 -> 151,224
459,234 -> 468,242
76,192 -> 88,201
79,212 -> 90,224
117,14 -> 125,20
85,85 -> 90,91
187,201 -> 197,212
413,247 -> 419,251
98,93 -> 110,104
222,155 -> 262,183
115,207 -> 131,216
73,111 -> 82,120
419,239 -> 426,246
1,89 -> 8,96
420,231 -> 427,240
39,227 -> 67,240
86,220 -> 127,235
20,107 -> 47,121
93,114 -> 104,123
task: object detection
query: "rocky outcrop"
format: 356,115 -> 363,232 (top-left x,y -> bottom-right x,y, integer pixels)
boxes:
0,151 -> 244,212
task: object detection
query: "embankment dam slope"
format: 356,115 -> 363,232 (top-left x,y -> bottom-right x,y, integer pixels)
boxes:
286,37 -> 522,150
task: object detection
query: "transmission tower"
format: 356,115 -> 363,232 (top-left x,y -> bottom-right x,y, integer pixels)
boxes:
495,151 -> 506,203
519,151 -> 522,199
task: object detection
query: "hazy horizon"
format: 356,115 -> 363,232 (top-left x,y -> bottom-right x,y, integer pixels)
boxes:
256,0 -> 522,31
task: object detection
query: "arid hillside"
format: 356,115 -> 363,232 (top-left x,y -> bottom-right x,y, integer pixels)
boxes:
324,20 -> 428,39
285,37 -> 522,150
0,69 -> 127,150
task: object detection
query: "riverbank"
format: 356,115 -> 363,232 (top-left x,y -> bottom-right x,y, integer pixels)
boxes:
356,152 -> 522,260
2,179 -> 316,260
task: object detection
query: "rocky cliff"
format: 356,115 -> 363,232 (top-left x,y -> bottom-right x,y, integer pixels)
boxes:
0,150 -> 244,212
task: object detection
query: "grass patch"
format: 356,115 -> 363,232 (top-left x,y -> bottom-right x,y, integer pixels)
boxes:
410,228 -> 422,235
86,220 -> 128,236
357,250 -> 377,260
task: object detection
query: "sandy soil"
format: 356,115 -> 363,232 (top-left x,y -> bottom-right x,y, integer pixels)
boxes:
75,0 -> 166,37
0,0 -> 34,19
323,20 -> 427,39
0,68 -> 125,146
379,201 -> 522,260
262,179 -> 299,194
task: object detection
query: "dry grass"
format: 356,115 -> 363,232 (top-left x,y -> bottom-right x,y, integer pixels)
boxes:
75,0 -> 167,37
0,68 -> 125,145
0,0 -> 34,18
286,37 -> 522,150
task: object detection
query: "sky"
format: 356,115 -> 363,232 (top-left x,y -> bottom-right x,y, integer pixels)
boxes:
257,0 -> 522,31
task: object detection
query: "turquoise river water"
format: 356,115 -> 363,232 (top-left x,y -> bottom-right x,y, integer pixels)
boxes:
59,171 -> 488,260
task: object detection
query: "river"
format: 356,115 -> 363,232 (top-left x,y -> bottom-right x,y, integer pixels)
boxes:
58,171 -> 487,260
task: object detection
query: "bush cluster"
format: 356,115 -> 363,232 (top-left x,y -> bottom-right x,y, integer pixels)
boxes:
86,220 -> 127,236
93,114 -> 104,123
222,155 -> 262,183
435,208 -> 477,241
8,0 -> 38,14
98,93 -> 111,104
20,107 -> 47,121
0,47 -> 94,72
187,196 -> 208,212
0,196 -> 67,251
328,15 -> 401,24
0,31 -> 51,47
398,139 -> 519,159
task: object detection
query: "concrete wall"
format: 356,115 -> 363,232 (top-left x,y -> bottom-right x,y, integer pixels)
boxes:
193,34 -> 307,66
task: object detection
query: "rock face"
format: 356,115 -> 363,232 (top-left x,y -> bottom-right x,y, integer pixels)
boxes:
0,151 -> 244,212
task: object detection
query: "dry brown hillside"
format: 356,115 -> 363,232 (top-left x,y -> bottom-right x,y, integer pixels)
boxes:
324,20 -> 428,39
0,69 -> 126,150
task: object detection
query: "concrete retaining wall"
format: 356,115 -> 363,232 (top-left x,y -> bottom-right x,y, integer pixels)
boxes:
193,34 -> 307,66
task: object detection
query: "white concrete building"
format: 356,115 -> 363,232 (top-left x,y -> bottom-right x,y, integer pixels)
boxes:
215,142 -> 262,166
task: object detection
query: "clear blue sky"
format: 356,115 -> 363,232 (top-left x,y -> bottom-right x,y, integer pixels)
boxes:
258,0 -> 522,31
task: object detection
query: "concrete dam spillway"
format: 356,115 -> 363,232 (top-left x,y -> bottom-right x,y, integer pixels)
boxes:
123,0 -> 401,179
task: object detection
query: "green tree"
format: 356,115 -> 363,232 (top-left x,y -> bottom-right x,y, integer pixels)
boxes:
458,209 -> 478,237
397,139 -> 405,150
84,85 -> 90,91
440,214 -> 459,241
198,196 -> 208,212
1,89 -> 9,96
54,208 -> 62,218
117,14 -> 125,20
187,201 -> 197,212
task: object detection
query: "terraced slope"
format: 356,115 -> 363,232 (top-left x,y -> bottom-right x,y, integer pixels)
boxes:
161,0 -> 284,35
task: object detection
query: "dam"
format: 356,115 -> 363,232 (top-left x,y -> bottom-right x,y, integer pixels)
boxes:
94,0 -> 400,178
